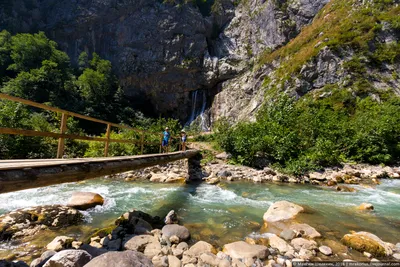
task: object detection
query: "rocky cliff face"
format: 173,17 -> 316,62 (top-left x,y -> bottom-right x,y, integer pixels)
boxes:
2,0 -> 397,127
0,0 -> 329,123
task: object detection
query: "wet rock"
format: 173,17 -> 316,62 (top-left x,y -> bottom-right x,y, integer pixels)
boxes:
67,192 -> 104,210
319,246 -> 332,256
161,225 -> 190,242
336,186 -> 356,192
223,241 -> 269,260
291,238 -> 318,251
84,251 -> 152,267
42,250 -> 91,267
280,229 -> 296,241
206,177 -> 220,185
289,224 -> 321,239
341,231 -> 392,257
124,235 -> 159,252
263,201 -> 304,223
0,205 -> 82,241
358,203 -> 374,211
327,180 -> 337,186
46,236 -> 75,251
116,210 -> 163,234
164,210 -> 178,225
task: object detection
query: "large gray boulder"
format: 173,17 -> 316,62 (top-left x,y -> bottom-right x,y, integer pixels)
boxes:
30,251 -> 57,267
263,201 -> 304,223
83,251 -> 153,267
161,225 -> 190,242
67,192 -> 104,210
43,250 -> 91,267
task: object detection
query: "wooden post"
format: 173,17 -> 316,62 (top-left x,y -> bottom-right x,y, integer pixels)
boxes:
104,124 -> 111,157
140,131 -> 145,155
57,113 -> 68,158
159,134 -> 163,153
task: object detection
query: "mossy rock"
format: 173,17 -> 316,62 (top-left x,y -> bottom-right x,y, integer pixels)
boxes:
86,226 -> 116,243
341,234 -> 386,257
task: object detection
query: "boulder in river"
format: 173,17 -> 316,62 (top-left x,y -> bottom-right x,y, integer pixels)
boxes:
267,234 -> 294,254
319,246 -> 333,256
164,210 -> 178,225
42,250 -> 92,267
67,192 -> 104,210
184,241 -> 216,258
341,231 -> 393,257
336,186 -> 356,192
161,224 -> 190,242
263,201 -> 304,223
0,205 -> 82,241
358,203 -> 374,211
223,241 -> 269,260
289,223 -> 321,239
83,251 -> 152,267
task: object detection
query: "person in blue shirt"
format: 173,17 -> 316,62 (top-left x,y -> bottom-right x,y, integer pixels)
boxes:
162,127 -> 170,153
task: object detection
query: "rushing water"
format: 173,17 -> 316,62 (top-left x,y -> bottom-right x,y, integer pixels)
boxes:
0,179 -> 399,259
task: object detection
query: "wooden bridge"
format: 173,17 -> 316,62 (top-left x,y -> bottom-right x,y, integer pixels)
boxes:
0,93 -> 199,194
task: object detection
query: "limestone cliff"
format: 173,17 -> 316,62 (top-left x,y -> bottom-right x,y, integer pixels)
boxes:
1,0 -> 398,127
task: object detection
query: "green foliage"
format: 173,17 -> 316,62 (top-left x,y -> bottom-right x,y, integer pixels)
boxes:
0,30 -> 183,159
216,91 -> 400,176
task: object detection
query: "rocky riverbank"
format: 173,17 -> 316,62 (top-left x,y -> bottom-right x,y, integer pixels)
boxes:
1,200 -> 399,267
107,155 -> 400,189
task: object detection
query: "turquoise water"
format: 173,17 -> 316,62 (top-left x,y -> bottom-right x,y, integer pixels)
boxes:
0,179 -> 399,250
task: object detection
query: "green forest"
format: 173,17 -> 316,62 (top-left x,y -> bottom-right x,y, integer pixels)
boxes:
0,31 -> 181,159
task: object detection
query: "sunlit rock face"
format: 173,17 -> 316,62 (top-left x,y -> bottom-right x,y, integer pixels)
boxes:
0,0 -> 328,123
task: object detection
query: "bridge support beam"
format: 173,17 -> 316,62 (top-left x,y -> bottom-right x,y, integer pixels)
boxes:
0,150 -> 199,194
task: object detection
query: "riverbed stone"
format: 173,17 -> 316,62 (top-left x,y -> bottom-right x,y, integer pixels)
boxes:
393,253 -> 400,260
46,236 -> 75,251
280,229 -> 296,241
341,231 -> 392,257
223,241 -> 269,260
289,224 -> 321,239
161,225 -> 190,241
0,206 -> 82,241
42,250 -> 91,267
358,203 -> 374,211
167,255 -> 181,267
319,246 -> 332,256
124,235 -> 159,252
199,253 -> 219,266
184,241 -> 216,258
164,210 -> 178,225
84,250 -> 152,267
298,248 -> 314,260
291,238 -> 318,251
336,186 -> 356,192
263,201 -> 304,223
267,234 -> 294,253
67,192 -> 104,210
30,251 -> 57,267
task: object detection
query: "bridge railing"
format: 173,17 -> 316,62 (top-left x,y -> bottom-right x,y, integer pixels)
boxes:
0,93 -> 179,158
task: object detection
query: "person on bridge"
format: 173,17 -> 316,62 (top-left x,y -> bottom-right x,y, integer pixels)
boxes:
180,130 -> 187,151
162,127 -> 170,153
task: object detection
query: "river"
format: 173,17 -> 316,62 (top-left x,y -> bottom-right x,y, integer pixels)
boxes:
0,179 -> 399,260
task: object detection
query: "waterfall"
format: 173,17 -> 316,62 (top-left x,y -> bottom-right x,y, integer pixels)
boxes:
186,89 -> 209,131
